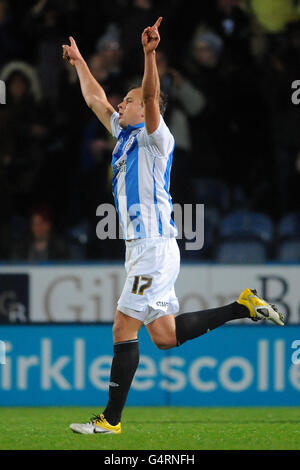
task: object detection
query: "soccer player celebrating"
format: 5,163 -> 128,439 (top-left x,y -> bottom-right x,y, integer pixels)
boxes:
63,18 -> 284,435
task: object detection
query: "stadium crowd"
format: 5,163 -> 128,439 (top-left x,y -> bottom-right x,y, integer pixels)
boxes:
1,0 -> 300,262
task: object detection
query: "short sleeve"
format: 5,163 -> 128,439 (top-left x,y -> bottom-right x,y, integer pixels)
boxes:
110,111 -> 122,138
145,115 -> 175,158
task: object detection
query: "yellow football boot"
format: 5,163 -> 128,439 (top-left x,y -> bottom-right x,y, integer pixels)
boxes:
70,413 -> 121,434
238,288 -> 284,326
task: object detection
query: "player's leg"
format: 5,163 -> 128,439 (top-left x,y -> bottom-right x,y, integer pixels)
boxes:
70,309 -> 142,434
147,288 -> 284,350
174,298 -> 250,346
175,288 -> 284,346
147,300 -> 250,349
102,309 -> 143,425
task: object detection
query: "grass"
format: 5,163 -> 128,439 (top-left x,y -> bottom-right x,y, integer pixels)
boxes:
0,407 -> 300,450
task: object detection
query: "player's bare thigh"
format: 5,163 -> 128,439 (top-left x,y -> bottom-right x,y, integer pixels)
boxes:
113,309 -> 143,343
146,314 -> 177,350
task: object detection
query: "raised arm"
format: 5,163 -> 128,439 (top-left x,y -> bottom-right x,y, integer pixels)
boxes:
141,17 -> 162,135
62,36 -> 115,133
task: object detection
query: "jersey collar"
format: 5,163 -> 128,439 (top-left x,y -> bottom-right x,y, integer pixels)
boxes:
126,121 -> 145,131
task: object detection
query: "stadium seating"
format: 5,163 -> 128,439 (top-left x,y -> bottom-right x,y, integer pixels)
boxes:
276,240 -> 300,262
219,210 -> 274,244
277,212 -> 300,240
276,212 -> 300,261
213,210 -> 274,263
216,240 -> 267,264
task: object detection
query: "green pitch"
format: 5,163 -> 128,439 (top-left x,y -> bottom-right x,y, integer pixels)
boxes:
1,407 -> 300,450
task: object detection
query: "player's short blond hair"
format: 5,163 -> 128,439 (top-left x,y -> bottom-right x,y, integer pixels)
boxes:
128,85 -> 167,116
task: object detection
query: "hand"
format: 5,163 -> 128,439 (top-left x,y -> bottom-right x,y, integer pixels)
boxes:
141,17 -> 162,54
62,36 -> 82,66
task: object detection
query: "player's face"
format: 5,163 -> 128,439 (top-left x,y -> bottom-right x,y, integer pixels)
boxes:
117,88 -> 144,128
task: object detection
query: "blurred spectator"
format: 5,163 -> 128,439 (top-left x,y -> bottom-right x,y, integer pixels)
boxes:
11,205 -> 69,261
0,62 -> 50,216
183,30 -> 228,181
91,24 -> 124,95
1,60 -> 42,100
203,0 -> 252,62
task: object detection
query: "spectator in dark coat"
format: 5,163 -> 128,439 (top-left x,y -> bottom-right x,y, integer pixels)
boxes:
11,205 -> 69,261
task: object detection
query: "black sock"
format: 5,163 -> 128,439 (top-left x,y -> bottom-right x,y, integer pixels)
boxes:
103,339 -> 139,425
175,302 -> 249,346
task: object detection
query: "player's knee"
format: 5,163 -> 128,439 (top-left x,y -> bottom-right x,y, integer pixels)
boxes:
153,338 -> 176,350
155,343 -> 171,350
112,314 -> 140,343
112,321 -> 123,343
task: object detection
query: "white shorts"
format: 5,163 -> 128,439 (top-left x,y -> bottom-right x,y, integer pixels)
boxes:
118,237 -> 180,325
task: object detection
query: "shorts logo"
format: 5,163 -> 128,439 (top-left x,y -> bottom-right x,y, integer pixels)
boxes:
156,301 -> 169,307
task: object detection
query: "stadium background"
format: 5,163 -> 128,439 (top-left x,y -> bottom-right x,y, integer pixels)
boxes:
1,0 -> 300,416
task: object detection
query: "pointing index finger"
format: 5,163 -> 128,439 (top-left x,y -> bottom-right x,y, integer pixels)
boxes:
69,36 -> 76,46
153,17 -> 162,29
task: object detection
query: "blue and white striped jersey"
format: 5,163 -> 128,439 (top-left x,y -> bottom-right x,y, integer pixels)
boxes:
110,111 -> 178,240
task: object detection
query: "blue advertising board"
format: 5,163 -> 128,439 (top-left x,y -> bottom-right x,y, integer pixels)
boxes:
0,325 -> 300,406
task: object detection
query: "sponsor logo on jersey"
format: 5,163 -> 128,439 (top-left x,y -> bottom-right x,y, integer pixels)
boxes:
114,158 -> 127,173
